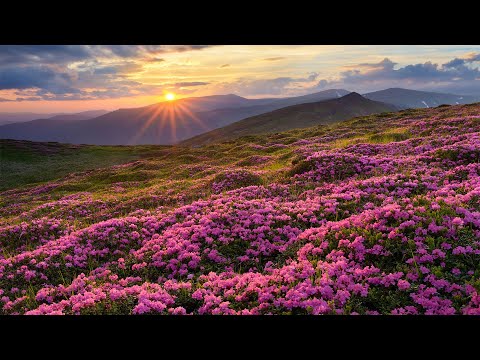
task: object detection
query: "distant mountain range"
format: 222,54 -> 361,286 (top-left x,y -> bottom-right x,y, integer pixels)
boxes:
181,92 -> 396,146
0,110 -> 109,126
46,110 -> 110,121
363,88 -> 479,109
0,112 -> 65,126
0,90 -> 350,145
0,88 -> 479,146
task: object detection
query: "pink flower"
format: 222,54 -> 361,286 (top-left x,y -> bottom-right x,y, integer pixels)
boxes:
452,268 -> 461,276
398,280 -> 411,291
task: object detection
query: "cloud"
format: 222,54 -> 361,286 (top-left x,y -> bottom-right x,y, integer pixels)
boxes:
0,66 -> 79,94
263,57 -> 285,61
86,46 -> 214,61
317,55 -> 480,94
145,57 -> 165,63
341,56 -> 480,83
443,58 -> 466,68
210,53 -> 480,97
0,45 -> 215,64
172,82 -> 209,87
92,62 -> 144,75
212,73 -> 319,96
15,97 -> 44,102
0,45 -> 94,66
1,47 -> 480,102
445,53 -> 480,67
465,53 -> 480,62
0,45 -> 216,102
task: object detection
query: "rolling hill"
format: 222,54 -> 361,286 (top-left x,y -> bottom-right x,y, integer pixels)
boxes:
0,91 -> 350,145
363,88 -> 479,109
1,102 -> 480,315
182,92 -> 397,146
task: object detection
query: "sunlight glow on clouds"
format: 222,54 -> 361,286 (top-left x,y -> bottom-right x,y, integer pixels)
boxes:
0,45 -> 479,112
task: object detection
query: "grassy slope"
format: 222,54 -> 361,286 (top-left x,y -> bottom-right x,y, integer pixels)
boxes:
0,140 -> 168,191
182,93 -> 396,147
0,106 -> 443,194
1,103 -> 480,315
0,105 -> 449,226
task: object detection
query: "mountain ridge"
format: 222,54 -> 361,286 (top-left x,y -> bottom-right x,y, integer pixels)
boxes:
181,92 -> 397,147
0,89 -> 351,145
363,88 -> 479,109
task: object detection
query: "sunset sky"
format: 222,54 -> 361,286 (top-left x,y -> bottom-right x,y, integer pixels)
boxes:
1,45 -> 480,113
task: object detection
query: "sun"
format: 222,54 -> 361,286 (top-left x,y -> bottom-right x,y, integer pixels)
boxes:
165,93 -> 176,101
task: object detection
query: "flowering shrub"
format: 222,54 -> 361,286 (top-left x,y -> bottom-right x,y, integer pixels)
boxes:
211,170 -> 262,193
236,155 -> 272,167
1,104 -> 480,314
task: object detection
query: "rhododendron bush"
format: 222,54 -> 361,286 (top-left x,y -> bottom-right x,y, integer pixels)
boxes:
1,104 -> 480,315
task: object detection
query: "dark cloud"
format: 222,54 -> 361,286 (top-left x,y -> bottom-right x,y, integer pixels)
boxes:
0,45 -> 218,101
263,57 -> 285,61
0,66 -> 79,95
340,58 -> 454,83
0,45 -> 216,102
446,53 -> 480,67
15,97 -> 44,102
466,53 -> 480,62
95,45 -> 213,58
224,54 -> 480,97
93,67 -> 117,75
444,58 -> 466,68
0,45 -> 93,66
337,56 -> 480,91
146,57 -> 165,63
220,64 -> 230,68
0,45 -> 214,65
397,62 -> 446,79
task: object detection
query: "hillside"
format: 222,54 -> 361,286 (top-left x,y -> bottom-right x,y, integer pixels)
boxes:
1,102 -> 480,315
191,89 -> 351,130
364,88 -> 479,109
182,92 -> 396,146
0,140 -> 166,191
0,90 -> 349,145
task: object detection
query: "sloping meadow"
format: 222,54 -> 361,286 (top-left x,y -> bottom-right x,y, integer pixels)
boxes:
0,104 -> 480,314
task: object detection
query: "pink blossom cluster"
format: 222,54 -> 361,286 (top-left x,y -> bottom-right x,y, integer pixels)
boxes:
1,105 -> 480,314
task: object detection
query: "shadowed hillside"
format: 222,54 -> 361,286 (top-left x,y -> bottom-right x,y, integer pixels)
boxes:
182,92 -> 396,146
0,90 -> 349,145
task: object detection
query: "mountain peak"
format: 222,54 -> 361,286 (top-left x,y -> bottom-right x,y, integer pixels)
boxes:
341,92 -> 364,100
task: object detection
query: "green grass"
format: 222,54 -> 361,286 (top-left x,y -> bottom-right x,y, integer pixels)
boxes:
0,140 -> 165,191
367,128 -> 411,143
0,102 -> 469,203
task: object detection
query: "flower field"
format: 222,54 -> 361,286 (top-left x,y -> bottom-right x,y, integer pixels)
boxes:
1,103 -> 480,315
